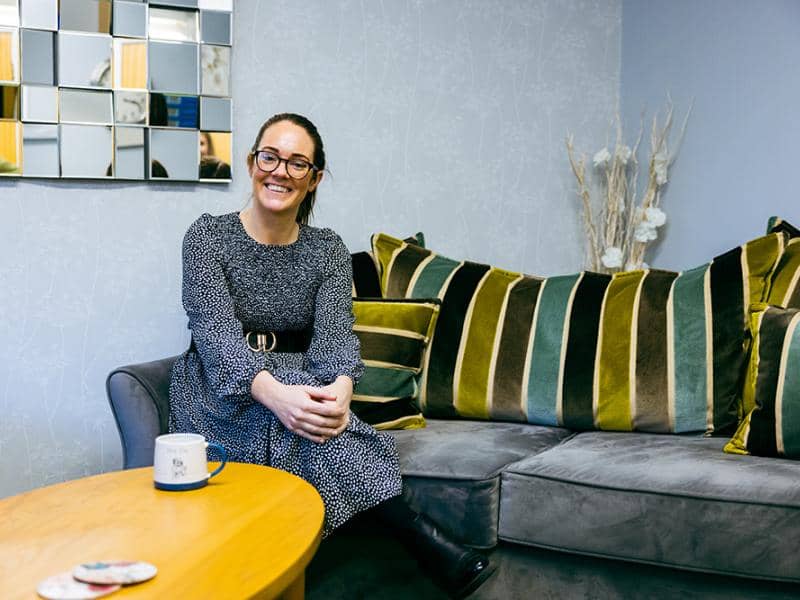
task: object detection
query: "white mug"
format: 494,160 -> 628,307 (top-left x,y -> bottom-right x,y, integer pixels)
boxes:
153,433 -> 228,491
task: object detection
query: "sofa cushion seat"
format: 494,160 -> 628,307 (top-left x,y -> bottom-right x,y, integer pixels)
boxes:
499,431 -> 800,581
390,419 -> 572,549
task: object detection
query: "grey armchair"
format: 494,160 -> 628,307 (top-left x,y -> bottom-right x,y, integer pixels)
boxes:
106,356 -> 179,469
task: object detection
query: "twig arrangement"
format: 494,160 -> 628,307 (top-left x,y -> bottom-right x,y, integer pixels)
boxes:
566,99 -> 691,273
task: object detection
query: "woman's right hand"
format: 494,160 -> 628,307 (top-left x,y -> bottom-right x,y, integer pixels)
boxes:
251,371 -> 348,443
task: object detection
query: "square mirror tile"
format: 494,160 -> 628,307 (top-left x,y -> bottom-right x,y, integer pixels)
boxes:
21,84 -> 57,122
114,90 -> 147,124
60,0 -> 112,34
0,119 -> 21,173
149,40 -> 198,94
22,122 -> 58,176
200,44 -> 228,96
20,0 -> 57,30
149,127 -> 196,180
198,0 -> 231,10
200,10 -> 230,45
113,38 -> 147,89
149,92 -> 197,127
0,83 -> 19,118
199,95 -> 229,131
58,32 -> 112,88
151,0 -> 198,8
113,1 -> 147,38
199,130 -> 229,179
60,89 -> 112,124
21,28 -> 53,84
114,125 -> 145,178
149,6 -> 198,42
60,123 -> 112,177
0,0 -> 18,27
0,26 -> 19,83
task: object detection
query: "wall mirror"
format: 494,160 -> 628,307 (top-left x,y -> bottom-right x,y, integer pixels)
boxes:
1,2 -> 232,181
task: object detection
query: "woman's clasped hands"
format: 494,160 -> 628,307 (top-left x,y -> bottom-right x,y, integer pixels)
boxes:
251,371 -> 352,443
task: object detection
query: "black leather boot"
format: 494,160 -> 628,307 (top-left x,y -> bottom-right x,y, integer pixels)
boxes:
371,496 -> 495,598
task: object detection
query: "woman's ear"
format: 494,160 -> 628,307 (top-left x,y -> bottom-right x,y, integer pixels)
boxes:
309,170 -> 323,192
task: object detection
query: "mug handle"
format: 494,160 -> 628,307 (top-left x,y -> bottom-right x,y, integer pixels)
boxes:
205,442 -> 228,480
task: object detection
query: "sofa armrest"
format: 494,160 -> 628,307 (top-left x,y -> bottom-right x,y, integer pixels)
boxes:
106,355 -> 180,469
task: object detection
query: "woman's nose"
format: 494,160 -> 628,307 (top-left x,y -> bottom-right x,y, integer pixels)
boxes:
272,159 -> 289,177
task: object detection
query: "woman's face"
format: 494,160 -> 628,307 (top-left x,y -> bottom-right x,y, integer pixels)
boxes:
248,120 -> 321,220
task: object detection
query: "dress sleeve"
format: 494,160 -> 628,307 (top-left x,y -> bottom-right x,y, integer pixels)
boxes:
182,214 -> 263,399
305,232 -> 365,385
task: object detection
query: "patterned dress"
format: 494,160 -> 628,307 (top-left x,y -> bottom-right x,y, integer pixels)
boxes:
169,212 -> 402,535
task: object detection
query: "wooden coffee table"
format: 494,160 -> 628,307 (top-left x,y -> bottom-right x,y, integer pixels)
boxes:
0,462 -> 324,599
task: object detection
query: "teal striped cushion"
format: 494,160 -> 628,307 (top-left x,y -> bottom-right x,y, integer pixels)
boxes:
350,298 -> 439,430
726,305 -> 800,458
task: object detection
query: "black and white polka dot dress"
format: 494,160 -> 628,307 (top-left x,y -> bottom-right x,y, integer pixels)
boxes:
168,212 -> 402,535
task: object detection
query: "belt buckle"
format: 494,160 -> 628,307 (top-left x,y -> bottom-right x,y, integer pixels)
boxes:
246,331 -> 277,352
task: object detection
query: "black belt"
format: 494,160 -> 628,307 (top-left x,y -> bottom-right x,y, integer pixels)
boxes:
189,329 -> 313,353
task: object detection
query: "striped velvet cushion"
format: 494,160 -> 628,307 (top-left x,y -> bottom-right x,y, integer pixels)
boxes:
373,232 -> 785,433
350,298 -> 439,430
740,234 -> 800,417
726,305 -> 800,458
351,233 -> 425,297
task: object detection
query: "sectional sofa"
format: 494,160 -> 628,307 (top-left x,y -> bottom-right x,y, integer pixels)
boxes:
107,222 -> 800,599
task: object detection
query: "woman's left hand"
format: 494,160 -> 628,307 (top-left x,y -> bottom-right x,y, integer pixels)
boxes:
308,376 -> 353,438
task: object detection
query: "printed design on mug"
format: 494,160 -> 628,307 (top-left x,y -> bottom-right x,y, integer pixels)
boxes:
172,457 -> 187,478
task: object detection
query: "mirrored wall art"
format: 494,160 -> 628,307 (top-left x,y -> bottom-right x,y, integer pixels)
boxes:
1,1 -> 232,181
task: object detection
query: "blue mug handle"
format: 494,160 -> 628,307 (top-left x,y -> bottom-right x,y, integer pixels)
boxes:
205,442 -> 228,479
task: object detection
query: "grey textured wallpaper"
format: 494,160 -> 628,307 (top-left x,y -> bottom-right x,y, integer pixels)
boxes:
0,0 -> 620,498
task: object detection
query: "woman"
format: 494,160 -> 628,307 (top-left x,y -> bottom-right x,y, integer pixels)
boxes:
169,113 -> 493,597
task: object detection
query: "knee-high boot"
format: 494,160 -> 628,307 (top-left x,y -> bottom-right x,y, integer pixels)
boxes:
370,495 -> 495,598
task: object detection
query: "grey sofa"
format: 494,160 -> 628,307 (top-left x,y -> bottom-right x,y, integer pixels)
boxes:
107,356 -> 800,599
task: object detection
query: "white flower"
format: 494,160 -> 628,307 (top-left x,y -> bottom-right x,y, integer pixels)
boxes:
593,148 -> 611,168
626,260 -> 651,271
616,145 -> 632,165
601,246 -> 623,269
644,206 -> 667,227
634,221 -> 658,242
653,152 -> 669,185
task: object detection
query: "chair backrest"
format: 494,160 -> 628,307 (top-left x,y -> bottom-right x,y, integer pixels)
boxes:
106,356 -> 179,469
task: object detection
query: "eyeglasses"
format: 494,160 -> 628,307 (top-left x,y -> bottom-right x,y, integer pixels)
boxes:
251,150 -> 317,179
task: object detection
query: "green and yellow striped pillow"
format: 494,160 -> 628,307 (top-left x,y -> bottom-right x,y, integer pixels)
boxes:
726,305 -> 800,458
373,232 -> 785,433
350,298 -> 439,430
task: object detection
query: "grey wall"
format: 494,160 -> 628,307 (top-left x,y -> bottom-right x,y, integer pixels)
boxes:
621,0 -> 800,269
0,0 -> 620,498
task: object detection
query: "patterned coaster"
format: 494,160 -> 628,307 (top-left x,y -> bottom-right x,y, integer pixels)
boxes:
36,572 -> 120,600
72,561 -> 158,585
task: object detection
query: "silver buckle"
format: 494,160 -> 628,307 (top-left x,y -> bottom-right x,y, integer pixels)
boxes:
245,331 -> 277,352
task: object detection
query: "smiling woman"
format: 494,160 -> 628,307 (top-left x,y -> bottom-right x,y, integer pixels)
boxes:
168,113 -> 495,598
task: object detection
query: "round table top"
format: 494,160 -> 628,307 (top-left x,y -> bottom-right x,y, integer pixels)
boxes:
0,462 -> 324,599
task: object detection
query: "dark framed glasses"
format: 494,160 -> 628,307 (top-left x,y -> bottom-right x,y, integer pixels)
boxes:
251,150 -> 317,179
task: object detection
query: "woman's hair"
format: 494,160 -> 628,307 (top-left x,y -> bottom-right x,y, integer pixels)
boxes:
200,131 -> 215,157
247,113 -> 326,225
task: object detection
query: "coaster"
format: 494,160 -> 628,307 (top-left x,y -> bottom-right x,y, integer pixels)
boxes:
36,572 -> 120,600
73,561 -> 158,585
